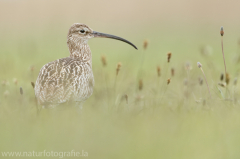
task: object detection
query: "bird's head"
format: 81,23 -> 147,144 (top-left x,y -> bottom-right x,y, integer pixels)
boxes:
67,23 -> 137,49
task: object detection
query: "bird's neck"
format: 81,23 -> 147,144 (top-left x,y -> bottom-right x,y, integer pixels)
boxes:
68,42 -> 92,63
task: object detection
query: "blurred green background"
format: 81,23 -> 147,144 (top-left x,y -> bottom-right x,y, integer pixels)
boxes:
1,0 -> 240,158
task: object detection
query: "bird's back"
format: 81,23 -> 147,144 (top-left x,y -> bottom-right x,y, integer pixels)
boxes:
35,57 -> 94,108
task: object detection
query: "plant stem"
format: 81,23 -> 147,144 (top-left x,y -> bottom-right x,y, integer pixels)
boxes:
200,68 -> 211,98
221,36 -> 227,77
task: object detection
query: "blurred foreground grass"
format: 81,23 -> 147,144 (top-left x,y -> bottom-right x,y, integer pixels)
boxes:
1,26 -> 240,159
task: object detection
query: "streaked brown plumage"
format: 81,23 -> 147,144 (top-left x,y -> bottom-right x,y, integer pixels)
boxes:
35,23 -> 137,108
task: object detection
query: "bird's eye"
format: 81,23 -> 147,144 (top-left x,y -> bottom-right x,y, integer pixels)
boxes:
80,29 -> 85,34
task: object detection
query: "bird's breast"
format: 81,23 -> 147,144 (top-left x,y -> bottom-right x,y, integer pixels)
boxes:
72,61 -> 94,101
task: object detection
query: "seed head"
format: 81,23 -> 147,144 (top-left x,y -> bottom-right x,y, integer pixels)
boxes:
122,94 -> 128,104
220,73 -> 224,81
116,62 -> 122,75
197,62 -> 202,68
185,62 -> 192,70
234,78 -> 237,86
171,68 -> 175,76
218,82 -> 226,87
30,65 -> 35,72
31,82 -> 35,89
1,80 -> 6,86
101,55 -> 107,67
183,78 -> 188,85
2,80 -> 9,86
20,87 -> 23,95
135,95 -> 144,101
157,66 -> 161,77
225,73 -> 230,85
4,90 -> 9,98
139,79 -> 143,90
13,78 -> 18,85
198,77 -> 203,85
203,99 -> 206,106
220,26 -> 224,36
167,78 -> 171,85
143,39 -> 149,50
167,52 -> 172,63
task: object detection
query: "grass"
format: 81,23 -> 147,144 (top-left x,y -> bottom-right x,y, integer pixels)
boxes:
1,25 -> 240,159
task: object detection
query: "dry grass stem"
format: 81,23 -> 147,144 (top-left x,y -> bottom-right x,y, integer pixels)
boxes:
197,62 -> 211,98
220,26 -> 227,80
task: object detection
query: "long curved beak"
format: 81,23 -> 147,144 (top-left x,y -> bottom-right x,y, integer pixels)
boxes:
92,31 -> 138,50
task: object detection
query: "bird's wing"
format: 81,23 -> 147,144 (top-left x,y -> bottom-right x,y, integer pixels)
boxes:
34,57 -> 82,107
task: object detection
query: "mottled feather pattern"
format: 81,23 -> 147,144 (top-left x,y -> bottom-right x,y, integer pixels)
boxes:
35,57 -> 94,108
35,23 -> 94,108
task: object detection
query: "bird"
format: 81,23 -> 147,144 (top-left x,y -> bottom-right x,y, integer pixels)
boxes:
34,23 -> 137,109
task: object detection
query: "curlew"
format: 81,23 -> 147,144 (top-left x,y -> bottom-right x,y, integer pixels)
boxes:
34,23 -> 137,108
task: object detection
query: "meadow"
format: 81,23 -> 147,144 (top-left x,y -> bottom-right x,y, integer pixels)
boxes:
1,24 -> 240,159
1,1 -> 240,158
